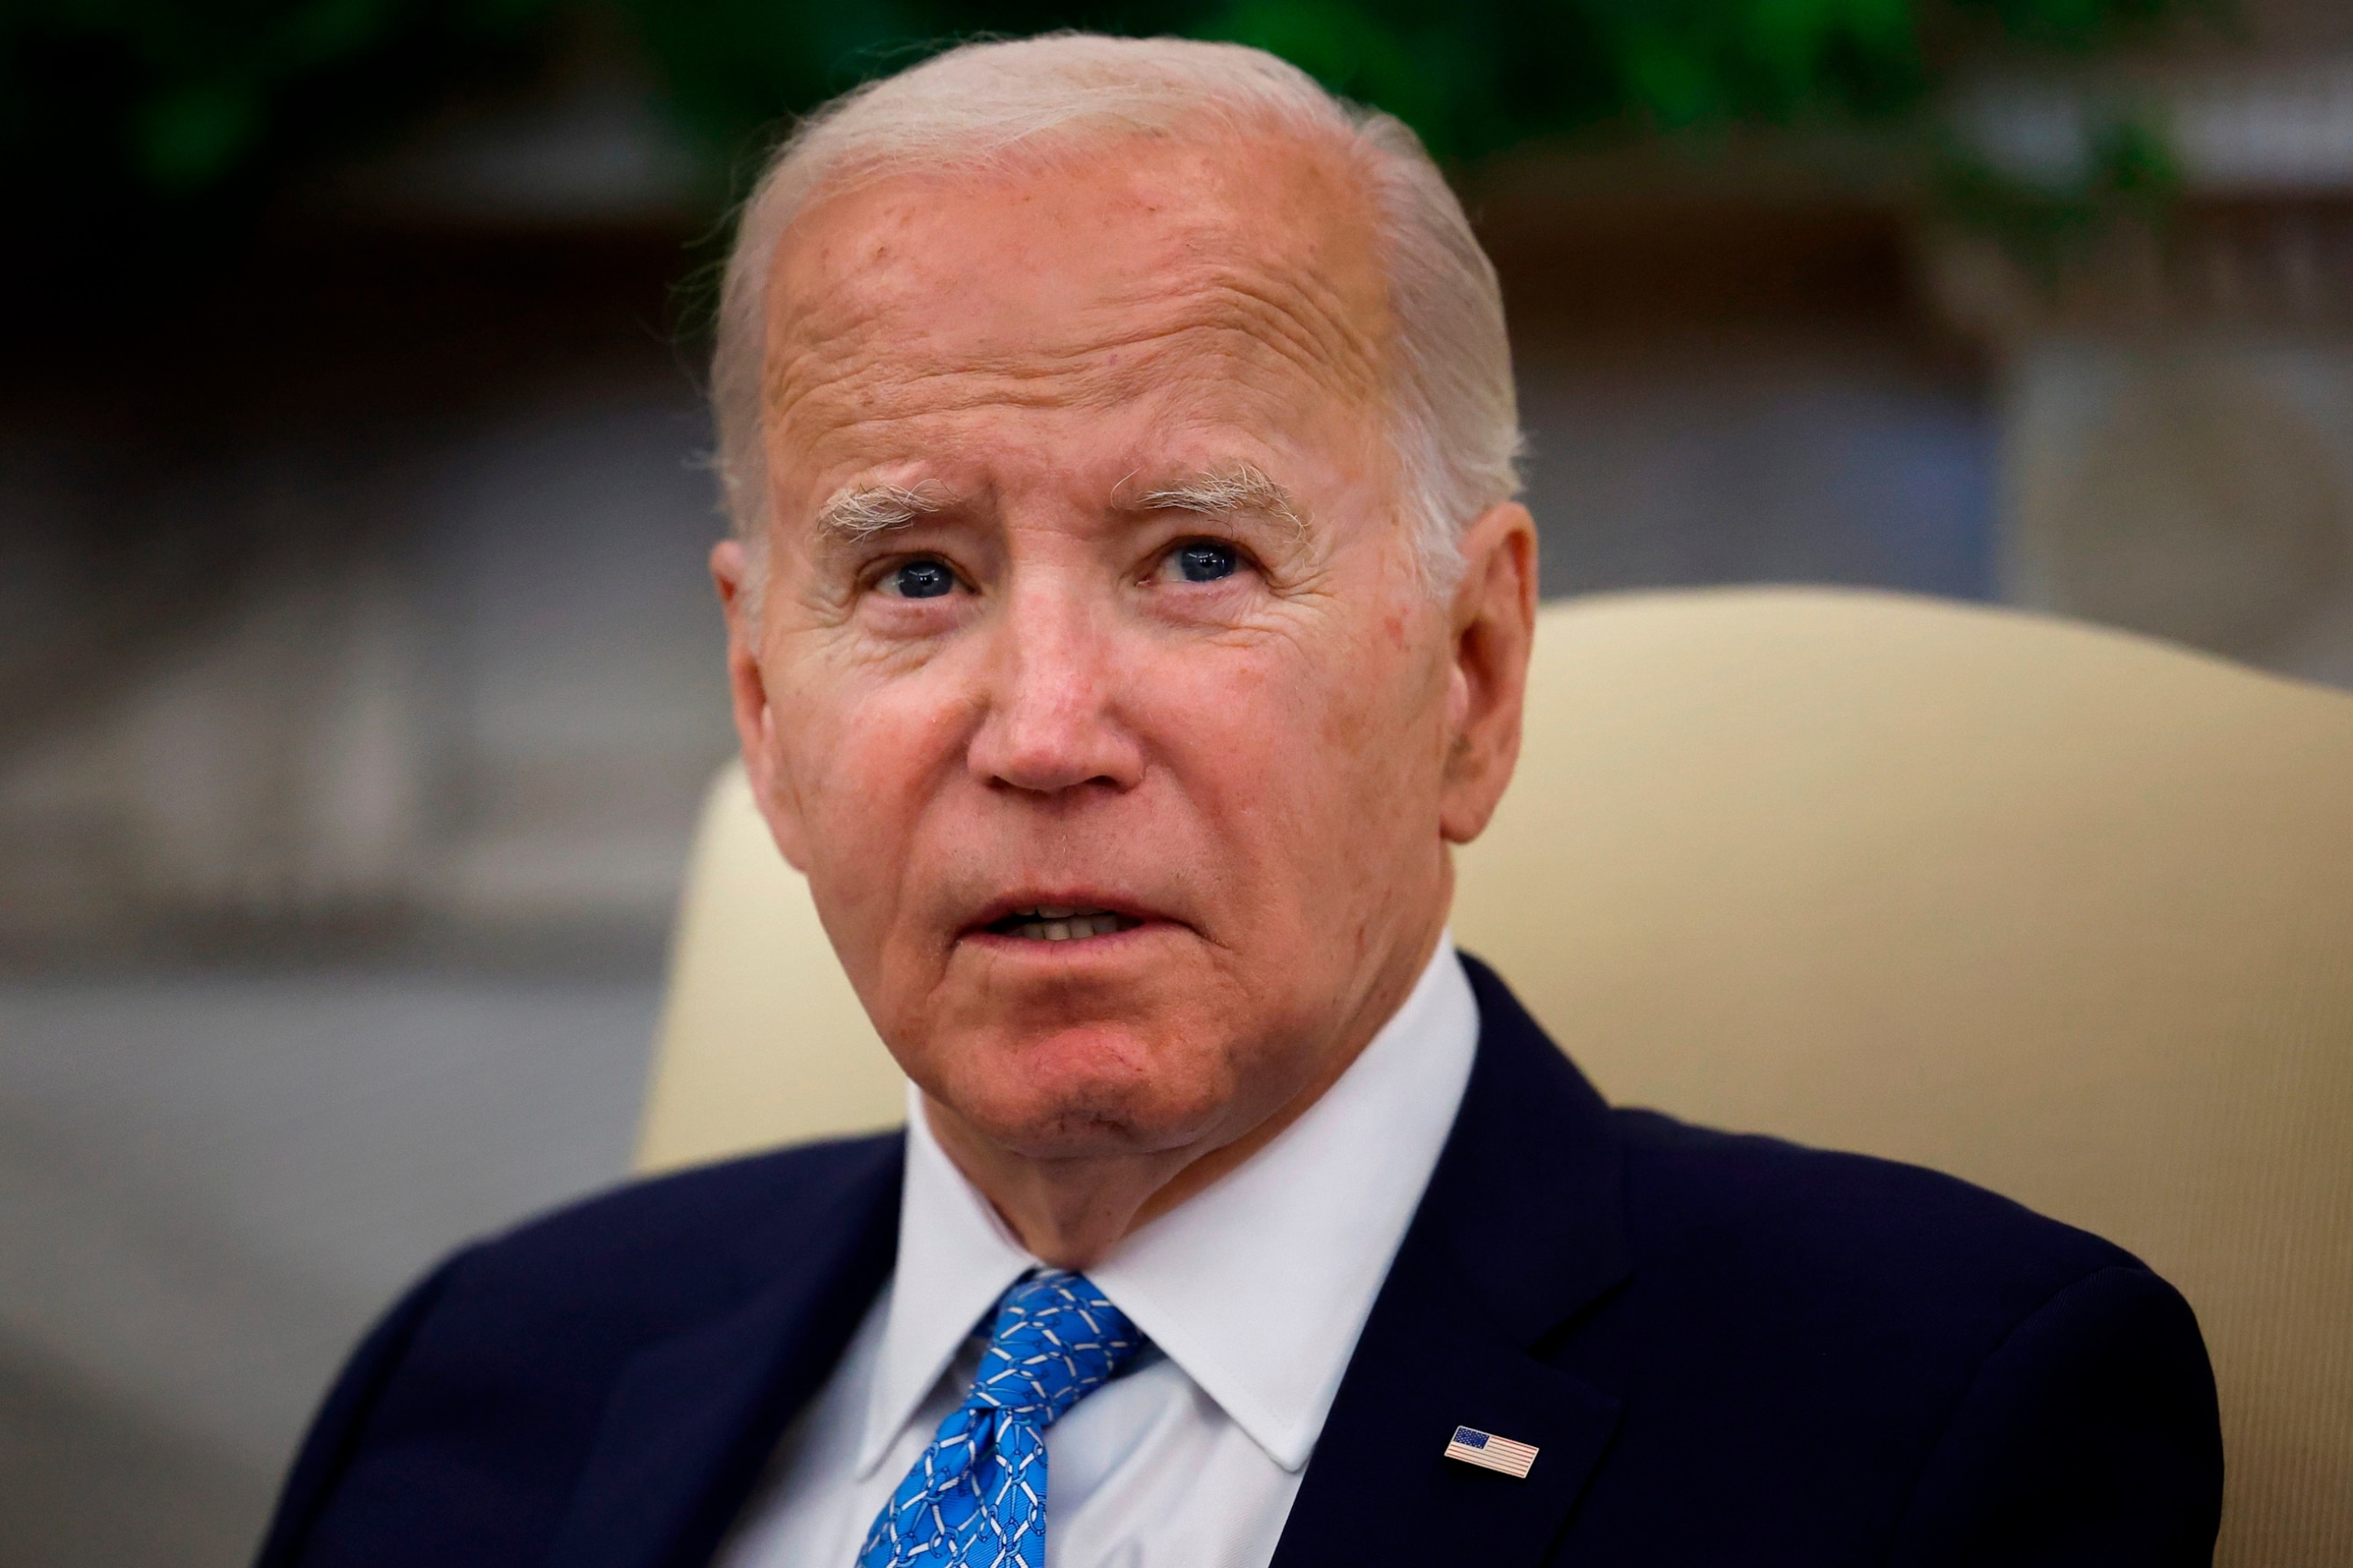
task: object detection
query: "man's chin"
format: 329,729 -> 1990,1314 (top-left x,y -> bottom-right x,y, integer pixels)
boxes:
925,1086 -> 1224,1164
910,1020 -> 1242,1164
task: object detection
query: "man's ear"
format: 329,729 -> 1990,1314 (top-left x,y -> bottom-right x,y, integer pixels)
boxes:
711,538 -> 813,871
1437,501 -> 1538,846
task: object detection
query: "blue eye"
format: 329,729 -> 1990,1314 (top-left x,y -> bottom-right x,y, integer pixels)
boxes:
1176,542 -> 1238,583
888,559 -> 956,599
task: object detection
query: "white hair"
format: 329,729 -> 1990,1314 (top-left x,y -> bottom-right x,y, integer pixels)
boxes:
711,32 -> 1521,593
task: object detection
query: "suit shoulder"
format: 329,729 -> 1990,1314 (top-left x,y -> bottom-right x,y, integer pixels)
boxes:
479,1127 -> 902,1278
437,1130 -> 903,1329
1607,1107 -> 2144,1320
260,1134 -> 904,1567
1558,1107 -> 2204,1546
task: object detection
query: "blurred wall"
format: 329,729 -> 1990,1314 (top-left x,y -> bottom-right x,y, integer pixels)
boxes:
0,228 -> 728,1566
1944,8 -> 2353,683
0,233 -> 736,966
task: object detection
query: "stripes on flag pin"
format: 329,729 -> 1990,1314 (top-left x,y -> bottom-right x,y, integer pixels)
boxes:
1444,1424 -> 1540,1478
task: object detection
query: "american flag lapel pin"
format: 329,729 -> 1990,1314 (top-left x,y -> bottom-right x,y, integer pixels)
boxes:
1443,1424 -> 1540,1478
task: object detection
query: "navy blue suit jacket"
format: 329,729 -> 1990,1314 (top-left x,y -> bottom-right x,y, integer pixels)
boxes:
256,957 -> 2222,1566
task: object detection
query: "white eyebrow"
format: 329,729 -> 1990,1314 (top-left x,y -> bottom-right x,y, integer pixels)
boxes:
813,481 -> 957,541
1131,466 -> 1304,535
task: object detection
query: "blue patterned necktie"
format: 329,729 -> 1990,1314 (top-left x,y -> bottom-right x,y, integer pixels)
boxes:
858,1270 -> 1145,1568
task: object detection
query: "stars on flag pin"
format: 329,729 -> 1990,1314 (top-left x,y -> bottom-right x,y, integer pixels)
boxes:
1444,1425 -> 1540,1478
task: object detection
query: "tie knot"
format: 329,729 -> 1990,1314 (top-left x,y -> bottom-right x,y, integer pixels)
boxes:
968,1270 -> 1144,1424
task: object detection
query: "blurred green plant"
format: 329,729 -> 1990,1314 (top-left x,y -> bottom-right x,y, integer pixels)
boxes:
1935,106 -> 2183,272
0,0 -> 2194,252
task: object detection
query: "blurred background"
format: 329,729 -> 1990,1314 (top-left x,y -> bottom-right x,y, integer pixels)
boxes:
3,0 -> 2351,1561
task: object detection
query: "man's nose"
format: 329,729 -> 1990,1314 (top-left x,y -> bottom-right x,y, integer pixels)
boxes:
966,586 -> 1144,797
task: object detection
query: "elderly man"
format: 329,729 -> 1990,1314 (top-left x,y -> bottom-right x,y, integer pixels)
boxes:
256,34 -> 2220,1568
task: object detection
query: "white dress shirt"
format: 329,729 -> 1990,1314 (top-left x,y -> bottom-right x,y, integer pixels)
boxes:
717,935 -> 1480,1568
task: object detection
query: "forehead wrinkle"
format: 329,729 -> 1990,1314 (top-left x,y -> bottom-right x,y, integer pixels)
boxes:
1190,273 -> 1385,416
777,373 -> 1320,538
768,287 -> 1383,461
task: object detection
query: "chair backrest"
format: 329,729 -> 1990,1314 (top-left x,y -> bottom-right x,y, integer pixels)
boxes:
637,587 -> 2353,1566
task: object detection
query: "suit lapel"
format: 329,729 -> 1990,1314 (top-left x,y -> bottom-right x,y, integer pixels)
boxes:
543,1137 -> 903,1568
1269,957 -> 1631,1568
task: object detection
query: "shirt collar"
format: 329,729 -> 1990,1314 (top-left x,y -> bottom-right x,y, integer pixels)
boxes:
857,1092 -> 1035,1476
859,935 -> 1481,1476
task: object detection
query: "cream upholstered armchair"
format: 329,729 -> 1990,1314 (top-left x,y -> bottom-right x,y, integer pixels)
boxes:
637,587 -> 2353,1566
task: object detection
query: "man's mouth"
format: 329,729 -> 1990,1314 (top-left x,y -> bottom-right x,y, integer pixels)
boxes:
982,905 -> 1145,942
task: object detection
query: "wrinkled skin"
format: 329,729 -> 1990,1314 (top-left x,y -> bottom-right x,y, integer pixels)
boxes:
713,127 -> 1537,1266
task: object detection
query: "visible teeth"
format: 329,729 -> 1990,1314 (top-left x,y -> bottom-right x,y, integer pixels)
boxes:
1033,905 -> 1078,919
1003,910 -> 1136,941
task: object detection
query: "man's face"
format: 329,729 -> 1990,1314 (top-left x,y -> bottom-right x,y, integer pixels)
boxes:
719,130 -> 1527,1170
